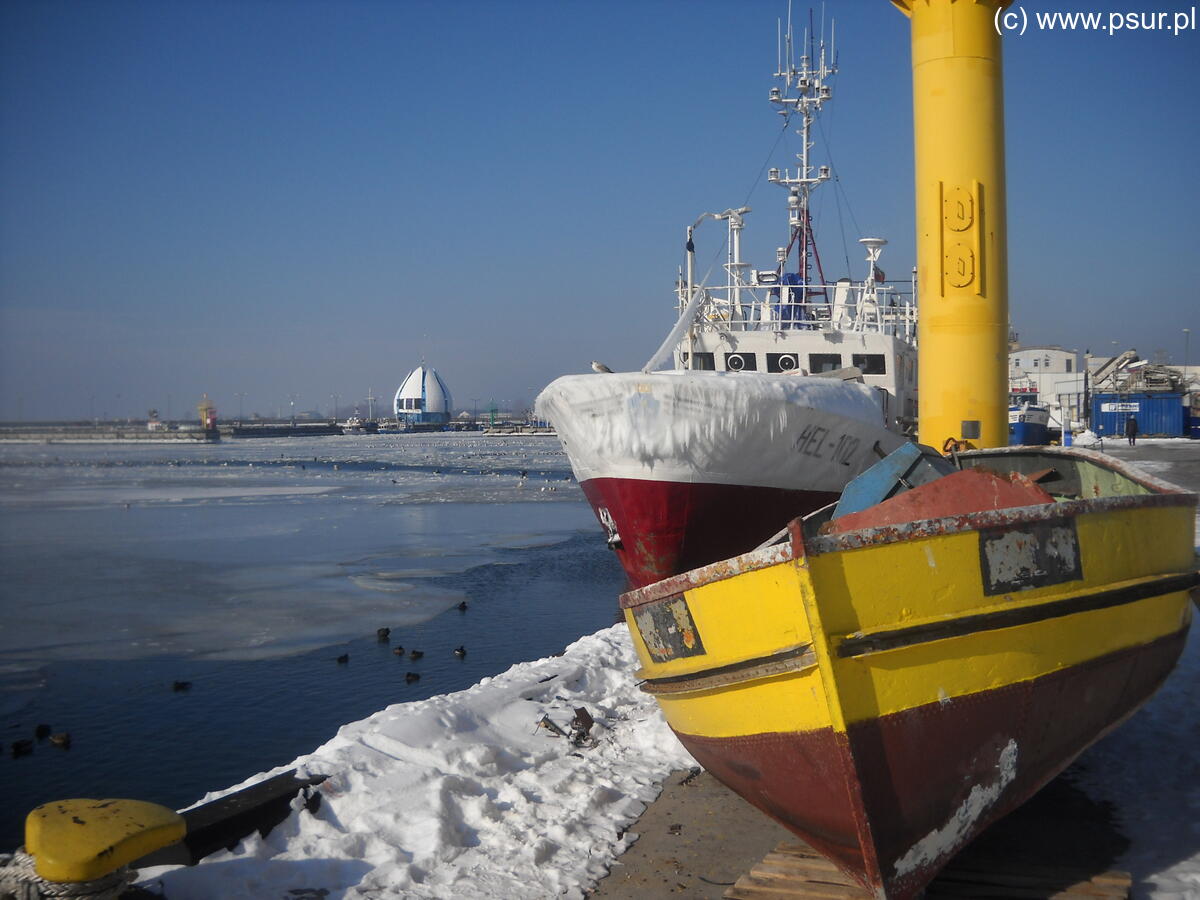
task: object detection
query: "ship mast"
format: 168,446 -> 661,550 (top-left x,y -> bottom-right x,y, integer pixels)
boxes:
768,11 -> 834,301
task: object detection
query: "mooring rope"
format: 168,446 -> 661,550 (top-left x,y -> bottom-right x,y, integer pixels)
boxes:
0,850 -> 135,900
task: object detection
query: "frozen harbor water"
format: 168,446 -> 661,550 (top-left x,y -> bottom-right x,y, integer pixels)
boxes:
2,438 -> 1198,898
0,434 -> 624,849
134,440 -> 1199,900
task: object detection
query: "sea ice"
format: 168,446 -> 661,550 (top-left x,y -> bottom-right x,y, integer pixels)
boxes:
0,436 -> 594,670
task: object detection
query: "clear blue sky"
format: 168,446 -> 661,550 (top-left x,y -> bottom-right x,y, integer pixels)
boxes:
2,0 -> 1197,421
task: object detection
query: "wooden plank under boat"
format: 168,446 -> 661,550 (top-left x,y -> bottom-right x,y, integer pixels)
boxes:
620,446 -> 1197,900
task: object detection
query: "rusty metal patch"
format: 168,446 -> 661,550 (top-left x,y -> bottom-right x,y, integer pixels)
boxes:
633,594 -> 706,662
979,518 -> 1083,595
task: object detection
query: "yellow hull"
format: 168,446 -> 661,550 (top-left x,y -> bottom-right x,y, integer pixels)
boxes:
621,447 -> 1196,899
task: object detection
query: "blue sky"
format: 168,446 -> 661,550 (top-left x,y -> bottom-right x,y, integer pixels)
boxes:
2,0 -> 1197,421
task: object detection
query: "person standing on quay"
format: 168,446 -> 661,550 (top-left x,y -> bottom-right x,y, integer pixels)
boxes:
1125,414 -> 1139,446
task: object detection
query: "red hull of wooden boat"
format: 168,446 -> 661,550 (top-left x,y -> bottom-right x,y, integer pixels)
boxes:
674,626 -> 1188,899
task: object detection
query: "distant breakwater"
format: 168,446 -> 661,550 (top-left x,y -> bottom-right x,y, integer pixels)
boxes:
0,423 -> 219,443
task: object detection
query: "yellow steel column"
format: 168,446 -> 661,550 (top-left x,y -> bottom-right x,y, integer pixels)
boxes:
892,0 -> 1009,449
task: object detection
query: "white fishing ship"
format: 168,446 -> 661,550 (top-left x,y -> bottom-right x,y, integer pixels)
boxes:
1008,401 -> 1051,445
536,17 -> 918,587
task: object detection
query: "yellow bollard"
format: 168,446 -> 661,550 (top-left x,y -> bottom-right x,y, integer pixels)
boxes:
892,0 -> 1010,450
24,798 -> 185,883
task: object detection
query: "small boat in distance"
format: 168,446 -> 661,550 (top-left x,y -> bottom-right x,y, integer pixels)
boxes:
1008,401 -> 1050,445
621,443 -> 1197,899
537,18 -> 917,587
339,414 -> 378,435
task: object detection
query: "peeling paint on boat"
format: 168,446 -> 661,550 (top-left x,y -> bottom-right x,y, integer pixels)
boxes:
892,739 -> 1018,878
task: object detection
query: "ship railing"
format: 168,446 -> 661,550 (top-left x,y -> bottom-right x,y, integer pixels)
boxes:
681,283 -> 917,339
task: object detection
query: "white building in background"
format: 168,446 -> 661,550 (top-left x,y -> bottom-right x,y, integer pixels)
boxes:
1008,344 -> 1083,431
394,365 -> 453,428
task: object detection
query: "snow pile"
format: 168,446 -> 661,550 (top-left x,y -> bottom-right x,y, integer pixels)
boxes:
1072,429 -> 1101,447
137,625 -> 695,899
535,372 -> 902,489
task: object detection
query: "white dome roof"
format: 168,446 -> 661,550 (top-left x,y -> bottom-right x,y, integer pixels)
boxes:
394,366 -> 453,415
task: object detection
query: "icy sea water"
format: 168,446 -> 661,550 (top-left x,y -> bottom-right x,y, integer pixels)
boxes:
0,434 -> 623,850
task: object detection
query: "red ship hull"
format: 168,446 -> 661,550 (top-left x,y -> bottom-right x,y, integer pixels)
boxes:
580,476 -> 837,588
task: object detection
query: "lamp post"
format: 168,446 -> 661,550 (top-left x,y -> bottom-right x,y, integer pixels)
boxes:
1184,328 -> 1191,386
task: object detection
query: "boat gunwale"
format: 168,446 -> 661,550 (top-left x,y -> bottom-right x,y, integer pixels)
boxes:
619,446 -> 1197,610
959,444 -> 1191,496
619,540 -> 796,610
805,489 -> 1195,556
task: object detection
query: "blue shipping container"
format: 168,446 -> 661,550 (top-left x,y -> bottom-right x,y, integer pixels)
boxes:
1090,392 -> 1185,438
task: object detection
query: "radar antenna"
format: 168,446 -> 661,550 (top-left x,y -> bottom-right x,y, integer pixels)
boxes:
767,5 -> 836,303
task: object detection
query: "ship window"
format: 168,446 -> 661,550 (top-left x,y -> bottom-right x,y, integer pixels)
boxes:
1066,359 -> 1073,372
808,353 -> 842,373
766,353 -> 801,373
682,352 -> 715,370
1014,359 -> 1020,367
1033,359 -> 1040,367
724,352 -> 757,372
852,354 -> 886,375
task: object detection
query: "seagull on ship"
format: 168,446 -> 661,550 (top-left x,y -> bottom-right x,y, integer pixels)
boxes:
590,361 -> 613,373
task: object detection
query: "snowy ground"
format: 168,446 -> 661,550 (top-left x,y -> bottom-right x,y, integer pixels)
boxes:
137,626 -> 695,899
133,624 -> 1200,900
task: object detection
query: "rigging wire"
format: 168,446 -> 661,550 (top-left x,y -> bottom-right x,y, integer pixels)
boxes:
699,112 -> 797,283
833,173 -> 853,277
815,114 -> 864,276
744,111 -> 794,208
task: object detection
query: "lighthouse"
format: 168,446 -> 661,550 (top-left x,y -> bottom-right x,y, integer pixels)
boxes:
393,365 -> 453,429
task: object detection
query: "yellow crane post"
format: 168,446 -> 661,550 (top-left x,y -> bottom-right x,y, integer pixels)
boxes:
892,0 -> 1010,450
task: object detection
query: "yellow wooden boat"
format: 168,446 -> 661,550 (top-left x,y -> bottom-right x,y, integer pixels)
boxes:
621,445 -> 1196,899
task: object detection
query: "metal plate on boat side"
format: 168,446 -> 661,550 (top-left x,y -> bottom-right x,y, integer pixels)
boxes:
979,518 -> 1083,596
632,594 -> 706,662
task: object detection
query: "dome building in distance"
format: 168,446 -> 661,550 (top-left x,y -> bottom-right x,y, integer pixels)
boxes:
394,365 -> 453,429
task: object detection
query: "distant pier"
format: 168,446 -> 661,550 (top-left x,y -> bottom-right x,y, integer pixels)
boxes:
0,422 -> 220,443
